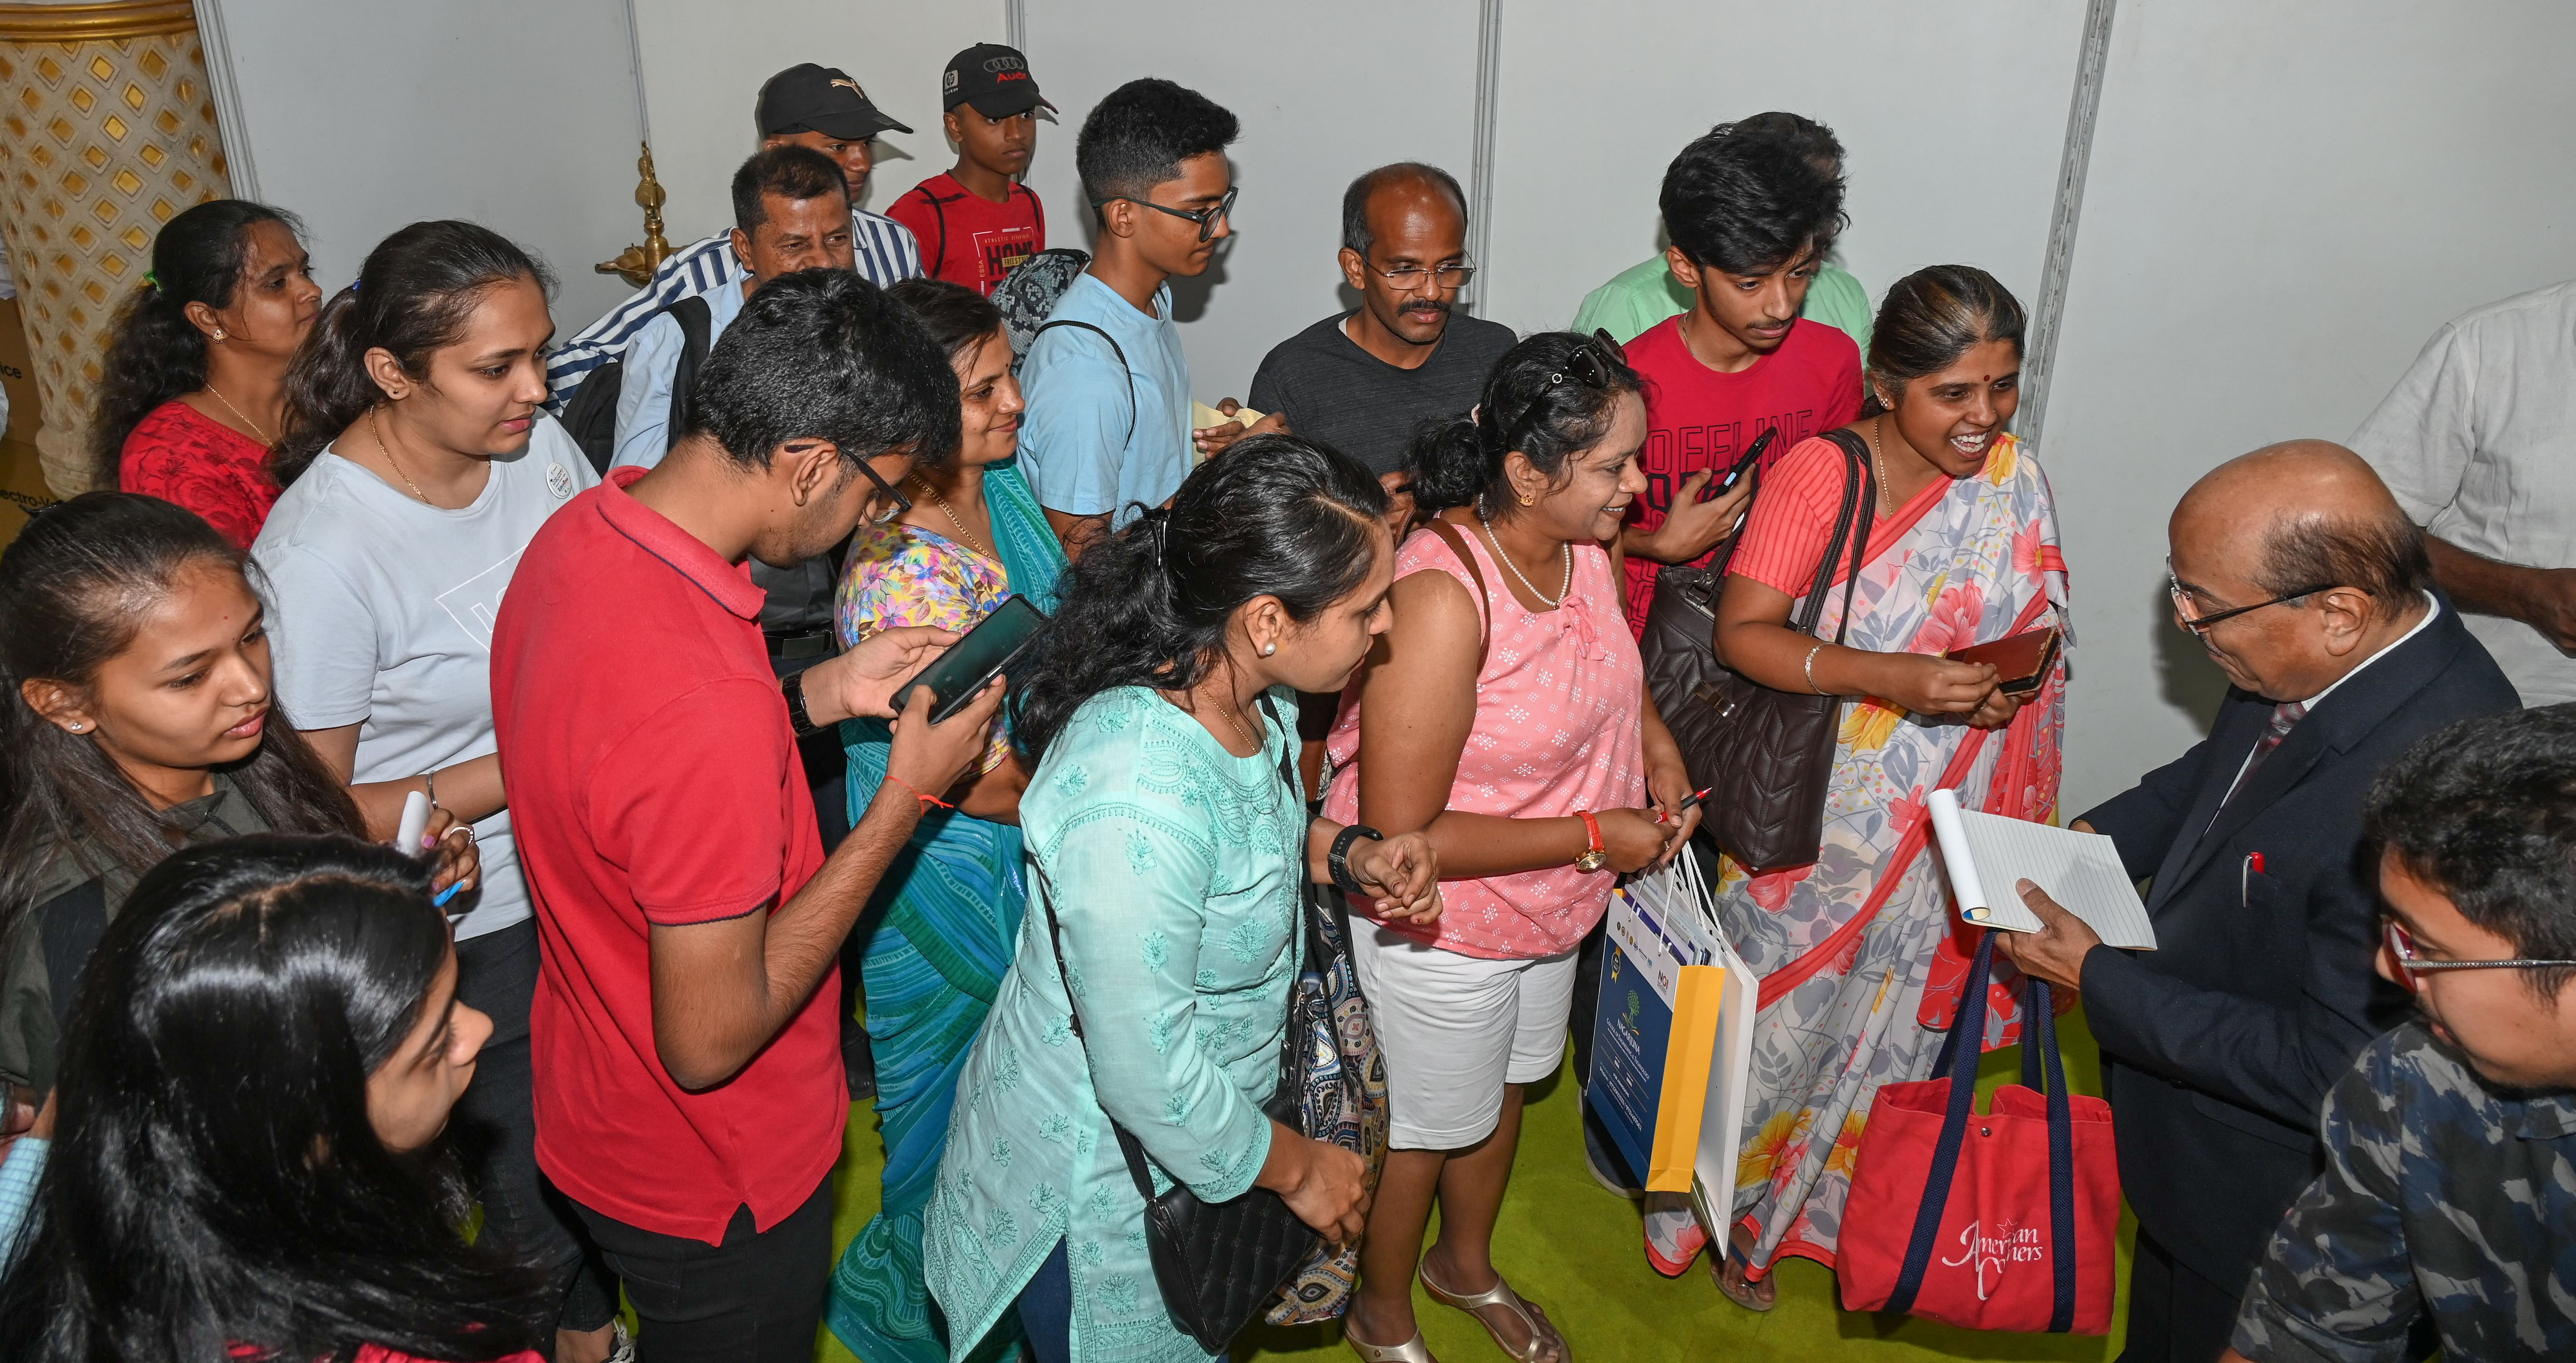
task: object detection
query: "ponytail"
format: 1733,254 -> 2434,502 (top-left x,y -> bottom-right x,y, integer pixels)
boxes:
1406,330 -> 1641,517
274,220 -> 553,485
90,200 -> 301,489
1010,434 -> 1386,765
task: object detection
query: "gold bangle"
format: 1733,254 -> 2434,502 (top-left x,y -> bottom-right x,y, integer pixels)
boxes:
1804,643 -> 1828,695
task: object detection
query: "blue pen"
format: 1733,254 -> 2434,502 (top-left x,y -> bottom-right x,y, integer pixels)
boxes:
432,880 -> 463,909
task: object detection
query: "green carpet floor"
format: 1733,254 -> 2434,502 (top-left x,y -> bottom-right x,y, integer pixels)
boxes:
812,1006 -> 2135,1363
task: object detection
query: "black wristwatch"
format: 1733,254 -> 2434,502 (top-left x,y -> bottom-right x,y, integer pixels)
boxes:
1328,824 -> 1383,898
781,668 -> 822,737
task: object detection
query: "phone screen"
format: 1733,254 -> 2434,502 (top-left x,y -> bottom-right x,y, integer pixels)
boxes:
906,596 -> 1048,723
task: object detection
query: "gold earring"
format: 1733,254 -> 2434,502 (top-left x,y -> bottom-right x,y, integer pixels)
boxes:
1519,493 -> 1535,506
211,328 -> 226,341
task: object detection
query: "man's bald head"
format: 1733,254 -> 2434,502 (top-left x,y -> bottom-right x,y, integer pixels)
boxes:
1341,162 -> 1468,259
2174,440 -> 2429,625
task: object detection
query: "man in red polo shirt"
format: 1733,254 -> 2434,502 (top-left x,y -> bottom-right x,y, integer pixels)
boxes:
491,270 -> 1002,1362
1615,118 -> 1864,636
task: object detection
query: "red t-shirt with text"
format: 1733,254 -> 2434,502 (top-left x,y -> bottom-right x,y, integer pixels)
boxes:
1619,315 -> 1862,633
886,173 -> 1045,296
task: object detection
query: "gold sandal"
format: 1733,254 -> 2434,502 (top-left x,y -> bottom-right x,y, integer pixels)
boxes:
1344,1324 -> 1440,1363
1418,1260 -> 1569,1363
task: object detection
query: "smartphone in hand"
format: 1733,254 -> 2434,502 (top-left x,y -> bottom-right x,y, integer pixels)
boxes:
1704,428 -> 1777,500
903,596 -> 1049,723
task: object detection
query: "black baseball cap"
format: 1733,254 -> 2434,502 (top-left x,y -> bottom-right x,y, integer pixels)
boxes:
942,44 -> 1054,119
757,64 -> 912,140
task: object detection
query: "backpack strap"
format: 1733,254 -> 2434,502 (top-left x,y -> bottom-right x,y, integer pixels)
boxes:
662,294 -> 714,457
1032,318 -> 1137,448
1421,518 -> 1492,670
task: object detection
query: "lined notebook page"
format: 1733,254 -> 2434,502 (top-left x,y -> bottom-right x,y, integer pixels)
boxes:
1928,789 -> 2157,950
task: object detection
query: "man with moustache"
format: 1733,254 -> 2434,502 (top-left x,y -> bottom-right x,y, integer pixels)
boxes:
1249,162 -> 1515,535
889,44 -> 1051,296
1998,442 -> 2518,1363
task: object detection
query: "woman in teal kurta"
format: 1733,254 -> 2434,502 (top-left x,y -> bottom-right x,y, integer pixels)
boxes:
924,437 -> 1440,1362
829,280 -> 1069,1363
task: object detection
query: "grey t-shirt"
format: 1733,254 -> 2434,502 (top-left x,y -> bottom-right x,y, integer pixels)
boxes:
251,414 -> 597,940
2352,278 -> 2576,705
1249,311 -> 1517,476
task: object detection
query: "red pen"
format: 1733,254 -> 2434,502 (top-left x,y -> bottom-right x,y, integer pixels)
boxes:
2250,852 -> 2265,874
1658,785 -> 1718,825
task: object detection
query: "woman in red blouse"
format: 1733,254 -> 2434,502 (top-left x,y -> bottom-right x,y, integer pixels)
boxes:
92,200 -> 321,549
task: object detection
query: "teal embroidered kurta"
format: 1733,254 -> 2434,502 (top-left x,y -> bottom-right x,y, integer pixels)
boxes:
924,686 -> 1305,1362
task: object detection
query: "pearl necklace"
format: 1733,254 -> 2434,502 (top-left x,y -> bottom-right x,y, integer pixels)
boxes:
1477,510 -> 1570,608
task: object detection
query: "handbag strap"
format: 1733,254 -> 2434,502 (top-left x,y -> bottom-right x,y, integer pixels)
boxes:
1032,695 -> 1312,1206
1421,519 -> 1492,668
1894,931 -> 2080,1331
1805,429 -> 1879,647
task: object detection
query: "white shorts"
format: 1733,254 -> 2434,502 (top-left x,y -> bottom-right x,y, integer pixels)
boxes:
1347,919 -> 1580,1150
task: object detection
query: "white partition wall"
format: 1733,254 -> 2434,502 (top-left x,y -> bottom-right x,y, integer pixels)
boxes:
1016,0 -> 1485,402
1477,0 -> 2086,336
204,0 -> 653,328
2039,0 -> 2576,808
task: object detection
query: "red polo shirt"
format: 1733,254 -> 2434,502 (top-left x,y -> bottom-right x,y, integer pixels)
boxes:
490,465 -> 839,1244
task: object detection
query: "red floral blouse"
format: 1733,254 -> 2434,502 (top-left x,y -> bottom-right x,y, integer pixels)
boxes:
119,399 -> 281,550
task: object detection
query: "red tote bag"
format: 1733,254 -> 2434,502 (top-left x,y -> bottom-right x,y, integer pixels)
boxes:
1838,931 -> 2120,1334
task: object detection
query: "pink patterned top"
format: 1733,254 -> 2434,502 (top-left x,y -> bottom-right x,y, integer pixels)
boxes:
1323,522 -> 1647,960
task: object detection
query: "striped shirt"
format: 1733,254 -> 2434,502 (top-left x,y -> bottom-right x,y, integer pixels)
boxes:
545,206 -> 922,412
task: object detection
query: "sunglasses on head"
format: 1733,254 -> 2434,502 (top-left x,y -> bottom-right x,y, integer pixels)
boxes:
1503,329 -> 1627,447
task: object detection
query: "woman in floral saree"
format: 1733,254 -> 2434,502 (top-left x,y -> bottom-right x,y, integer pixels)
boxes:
1704,266 -> 2071,1307
828,279 -> 1068,1363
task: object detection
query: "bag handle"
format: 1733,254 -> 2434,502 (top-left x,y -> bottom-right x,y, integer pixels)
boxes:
1421,519 -> 1493,669
1887,930 -> 2079,1331
1804,430 -> 1879,647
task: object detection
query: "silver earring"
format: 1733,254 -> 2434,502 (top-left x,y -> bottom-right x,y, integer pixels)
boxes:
211,328 -> 226,341
67,721 -> 85,731
1261,643 -> 1276,656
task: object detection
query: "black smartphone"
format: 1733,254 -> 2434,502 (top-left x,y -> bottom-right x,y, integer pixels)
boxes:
1704,428 -> 1777,499
905,596 -> 1049,724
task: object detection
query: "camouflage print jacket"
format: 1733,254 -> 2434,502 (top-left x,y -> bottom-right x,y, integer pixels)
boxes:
2233,1020 -> 2576,1363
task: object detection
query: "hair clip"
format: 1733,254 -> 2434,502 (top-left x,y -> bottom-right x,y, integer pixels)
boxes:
144,271 -> 162,294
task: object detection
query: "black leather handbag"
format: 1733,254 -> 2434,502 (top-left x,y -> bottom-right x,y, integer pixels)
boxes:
1641,429 -> 1876,873
1033,698 -> 1344,1353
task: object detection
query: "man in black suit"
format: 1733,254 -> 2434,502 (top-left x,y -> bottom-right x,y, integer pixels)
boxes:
1998,441 -> 2519,1363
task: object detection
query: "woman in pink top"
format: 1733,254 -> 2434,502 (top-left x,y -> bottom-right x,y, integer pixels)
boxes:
1325,333 -> 1698,1363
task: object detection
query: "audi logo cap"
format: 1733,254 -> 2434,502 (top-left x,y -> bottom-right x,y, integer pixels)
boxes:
942,43 -> 1055,118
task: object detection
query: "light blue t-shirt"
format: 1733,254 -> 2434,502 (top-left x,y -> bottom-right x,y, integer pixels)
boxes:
1018,273 -> 1191,524
609,275 -> 747,472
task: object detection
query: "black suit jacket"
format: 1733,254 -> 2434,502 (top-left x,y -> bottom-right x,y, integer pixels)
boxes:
2077,600 -> 2516,1297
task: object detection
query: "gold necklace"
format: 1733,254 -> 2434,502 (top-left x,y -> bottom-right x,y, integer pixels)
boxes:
202,383 -> 271,444
369,407 -> 434,505
1477,511 -> 1570,607
1215,694 -> 1259,751
907,473 -> 995,561
1866,416 -> 1893,517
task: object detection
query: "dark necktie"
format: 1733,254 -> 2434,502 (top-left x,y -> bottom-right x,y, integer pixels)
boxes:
2223,701 -> 2308,809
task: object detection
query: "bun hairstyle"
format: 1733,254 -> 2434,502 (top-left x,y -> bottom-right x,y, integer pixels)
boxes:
1009,434 -> 1386,765
1865,265 -> 2027,408
0,493 -> 361,937
273,220 -> 553,485
0,834 -> 551,1363
1407,330 -> 1641,518
90,199 -> 303,487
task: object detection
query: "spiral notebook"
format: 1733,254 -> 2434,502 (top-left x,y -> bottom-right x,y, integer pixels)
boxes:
1927,788 -> 2157,950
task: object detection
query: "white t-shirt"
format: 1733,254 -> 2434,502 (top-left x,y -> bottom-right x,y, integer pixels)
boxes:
2352,278 -> 2576,705
251,414 -> 597,939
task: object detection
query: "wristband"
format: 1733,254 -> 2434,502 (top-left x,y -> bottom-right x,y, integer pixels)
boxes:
1803,643 -> 1828,695
885,775 -> 953,809
782,667 -> 822,737
1328,824 -> 1382,898
1574,809 -> 1608,873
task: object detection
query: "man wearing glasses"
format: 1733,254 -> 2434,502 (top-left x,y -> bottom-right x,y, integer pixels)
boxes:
1018,77 -> 1264,558
1998,441 -> 2516,1363
1249,162 -> 1515,537
491,270 -> 1005,1359
2219,704 -> 2576,1363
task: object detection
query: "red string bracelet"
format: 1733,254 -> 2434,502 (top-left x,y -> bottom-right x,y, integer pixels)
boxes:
886,775 -> 954,809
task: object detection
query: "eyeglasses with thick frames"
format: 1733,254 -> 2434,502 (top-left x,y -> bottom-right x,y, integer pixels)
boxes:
2166,572 -> 2346,638
1094,185 -> 1239,242
1371,260 -> 1477,290
1503,328 -> 1626,448
785,442 -> 912,526
2382,917 -> 2576,990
